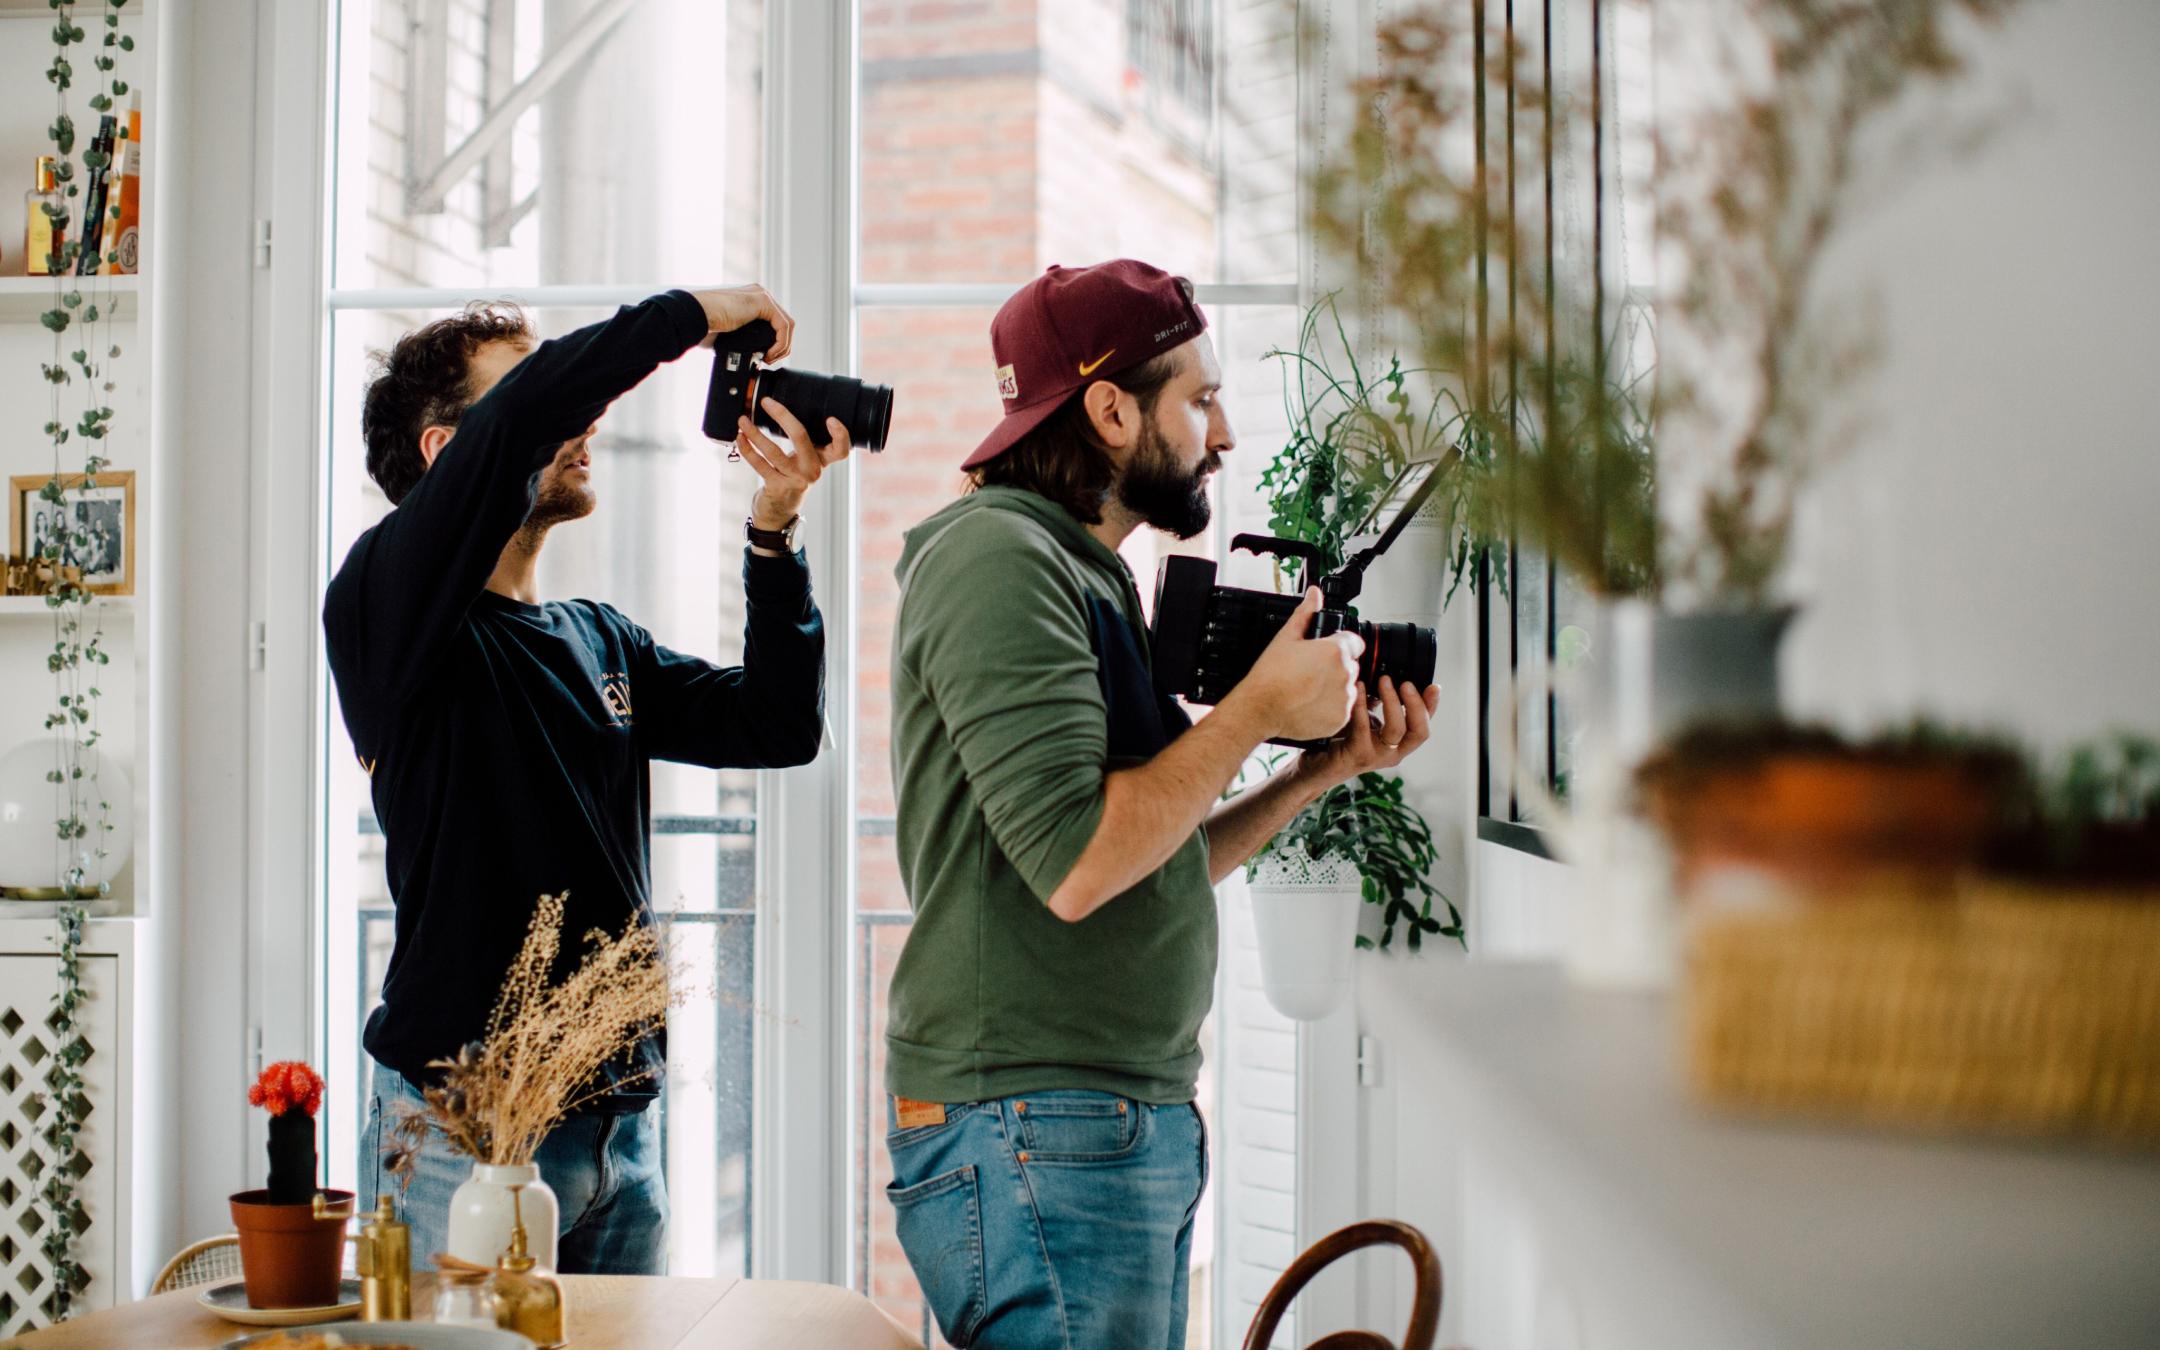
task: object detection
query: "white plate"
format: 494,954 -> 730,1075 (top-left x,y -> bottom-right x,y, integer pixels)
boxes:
218,1323 -> 535,1349
199,1277 -> 362,1326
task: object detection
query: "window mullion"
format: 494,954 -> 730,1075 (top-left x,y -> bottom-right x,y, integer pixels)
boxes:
751,0 -> 855,1288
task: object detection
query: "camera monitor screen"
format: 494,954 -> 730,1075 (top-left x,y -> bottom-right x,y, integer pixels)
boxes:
1349,455 -> 1448,551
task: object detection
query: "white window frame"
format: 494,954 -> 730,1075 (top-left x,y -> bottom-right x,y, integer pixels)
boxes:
248,0 -> 1374,1321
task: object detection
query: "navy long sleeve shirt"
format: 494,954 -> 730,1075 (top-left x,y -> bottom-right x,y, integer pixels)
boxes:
323,290 -> 825,1105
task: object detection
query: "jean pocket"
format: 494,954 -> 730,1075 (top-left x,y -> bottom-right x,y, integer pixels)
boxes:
887,1166 -> 987,1346
1016,1093 -> 1145,1161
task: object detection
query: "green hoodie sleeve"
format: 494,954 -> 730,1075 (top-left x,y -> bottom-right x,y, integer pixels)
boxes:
903,510 -> 1108,903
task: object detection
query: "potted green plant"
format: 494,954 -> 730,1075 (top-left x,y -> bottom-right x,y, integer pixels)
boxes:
1236,302 -> 1478,1021
1996,732 -> 2160,886
1245,762 -> 1466,1020
1258,294 -> 1508,618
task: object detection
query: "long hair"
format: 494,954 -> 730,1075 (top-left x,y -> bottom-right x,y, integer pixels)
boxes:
967,350 -> 1182,523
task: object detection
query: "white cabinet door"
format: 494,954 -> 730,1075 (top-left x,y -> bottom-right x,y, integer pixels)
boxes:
0,952 -> 120,1338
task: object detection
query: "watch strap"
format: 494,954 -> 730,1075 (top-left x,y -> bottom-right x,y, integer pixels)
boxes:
745,515 -> 798,551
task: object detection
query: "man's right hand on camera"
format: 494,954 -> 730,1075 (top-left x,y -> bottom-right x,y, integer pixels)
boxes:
1045,588 -> 1361,922
692,285 -> 795,362
1226,588 -> 1364,743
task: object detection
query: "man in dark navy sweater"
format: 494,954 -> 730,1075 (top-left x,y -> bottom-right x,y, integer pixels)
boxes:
324,286 -> 845,1273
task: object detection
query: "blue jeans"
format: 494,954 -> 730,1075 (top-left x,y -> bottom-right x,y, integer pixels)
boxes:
885,1091 -> 1208,1349
361,1056 -> 669,1275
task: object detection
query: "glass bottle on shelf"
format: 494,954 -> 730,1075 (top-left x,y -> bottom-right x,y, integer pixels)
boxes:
24,156 -> 65,276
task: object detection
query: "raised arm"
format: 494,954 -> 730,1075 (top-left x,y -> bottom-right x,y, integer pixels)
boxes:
323,287 -> 791,711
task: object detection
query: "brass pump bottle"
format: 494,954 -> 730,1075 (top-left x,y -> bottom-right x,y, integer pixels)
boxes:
356,1192 -> 411,1321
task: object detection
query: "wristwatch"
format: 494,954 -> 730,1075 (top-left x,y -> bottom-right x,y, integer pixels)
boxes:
745,514 -> 800,552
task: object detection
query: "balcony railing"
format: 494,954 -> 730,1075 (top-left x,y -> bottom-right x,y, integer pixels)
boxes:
347,808 -> 912,1306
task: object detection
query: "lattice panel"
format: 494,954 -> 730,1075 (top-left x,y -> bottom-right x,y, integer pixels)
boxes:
0,954 -> 117,1338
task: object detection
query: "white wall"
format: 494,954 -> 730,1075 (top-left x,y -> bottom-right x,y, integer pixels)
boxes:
1357,0 -> 2160,1339
1781,1 -> 2160,748
169,0 -> 265,1244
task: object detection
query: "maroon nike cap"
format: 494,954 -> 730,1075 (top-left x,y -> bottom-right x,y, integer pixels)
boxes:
962,259 -> 1208,470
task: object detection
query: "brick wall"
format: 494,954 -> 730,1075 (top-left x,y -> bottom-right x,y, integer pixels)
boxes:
853,0 -> 1232,1337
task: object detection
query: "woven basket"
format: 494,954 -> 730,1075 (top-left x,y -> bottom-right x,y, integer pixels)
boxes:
1683,878 -> 2160,1145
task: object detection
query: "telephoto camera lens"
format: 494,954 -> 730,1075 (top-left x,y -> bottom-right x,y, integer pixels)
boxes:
703,319 -> 895,451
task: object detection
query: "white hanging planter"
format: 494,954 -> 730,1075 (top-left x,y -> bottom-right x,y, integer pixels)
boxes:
1246,849 -> 1364,1021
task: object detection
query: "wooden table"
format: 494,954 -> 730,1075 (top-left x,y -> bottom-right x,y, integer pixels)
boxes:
6,1274 -> 926,1349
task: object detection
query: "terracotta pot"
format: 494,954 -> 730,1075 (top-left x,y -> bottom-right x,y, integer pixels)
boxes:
230,1188 -> 351,1309
1650,753 -> 2005,893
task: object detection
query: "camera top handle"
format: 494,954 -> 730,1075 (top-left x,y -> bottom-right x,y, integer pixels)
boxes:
1227,534 -> 1328,591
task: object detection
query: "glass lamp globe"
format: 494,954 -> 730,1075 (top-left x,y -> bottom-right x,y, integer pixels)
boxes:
0,739 -> 135,898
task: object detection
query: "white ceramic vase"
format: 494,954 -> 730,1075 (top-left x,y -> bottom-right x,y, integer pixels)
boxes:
0,738 -> 135,897
445,1163 -> 559,1271
1247,849 -> 1364,1021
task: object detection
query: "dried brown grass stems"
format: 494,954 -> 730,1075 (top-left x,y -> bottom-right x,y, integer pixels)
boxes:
386,893 -> 690,1183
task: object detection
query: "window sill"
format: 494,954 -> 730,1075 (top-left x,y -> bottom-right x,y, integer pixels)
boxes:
1477,815 -> 1556,862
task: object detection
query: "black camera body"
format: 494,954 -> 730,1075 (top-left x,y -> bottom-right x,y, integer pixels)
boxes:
1149,458 -> 1448,748
703,319 -> 895,452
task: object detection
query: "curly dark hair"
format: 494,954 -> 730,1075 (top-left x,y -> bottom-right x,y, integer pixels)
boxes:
361,301 -> 537,505
968,349 -> 1183,524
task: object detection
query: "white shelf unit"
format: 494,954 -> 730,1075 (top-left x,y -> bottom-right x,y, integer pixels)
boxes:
1,0 -> 153,918
0,0 -> 166,1336
0,594 -> 133,619
0,276 -> 139,323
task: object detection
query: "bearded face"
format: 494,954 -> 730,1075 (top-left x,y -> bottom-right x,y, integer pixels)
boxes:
527,436 -> 597,528
1115,411 -> 1219,541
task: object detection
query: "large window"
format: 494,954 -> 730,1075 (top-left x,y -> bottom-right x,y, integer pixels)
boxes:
1478,0 -> 1657,845
311,1 -> 1310,1343
319,0 -> 769,1277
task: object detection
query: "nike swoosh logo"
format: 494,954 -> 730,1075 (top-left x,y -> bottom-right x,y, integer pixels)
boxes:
1078,349 -> 1116,376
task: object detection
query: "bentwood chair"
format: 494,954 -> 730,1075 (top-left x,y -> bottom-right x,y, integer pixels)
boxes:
1242,1219 -> 1444,1350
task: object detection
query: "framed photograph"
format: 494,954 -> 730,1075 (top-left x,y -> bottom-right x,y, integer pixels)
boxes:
8,471 -> 135,597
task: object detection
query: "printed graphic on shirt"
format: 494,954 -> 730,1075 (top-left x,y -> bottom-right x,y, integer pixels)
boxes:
601,672 -> 634,726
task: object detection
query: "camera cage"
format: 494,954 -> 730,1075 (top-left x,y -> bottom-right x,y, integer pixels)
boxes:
1228,451 -> 1452,609
1149,452 -> 1454,717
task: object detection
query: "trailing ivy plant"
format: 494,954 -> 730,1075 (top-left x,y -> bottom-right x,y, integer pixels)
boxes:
38,906 -> 93,1322
1262,766 -> 1465,953
31,0 -> 134,1322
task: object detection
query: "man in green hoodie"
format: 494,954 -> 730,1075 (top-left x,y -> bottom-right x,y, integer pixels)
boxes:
884,260 -> 1441,1348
